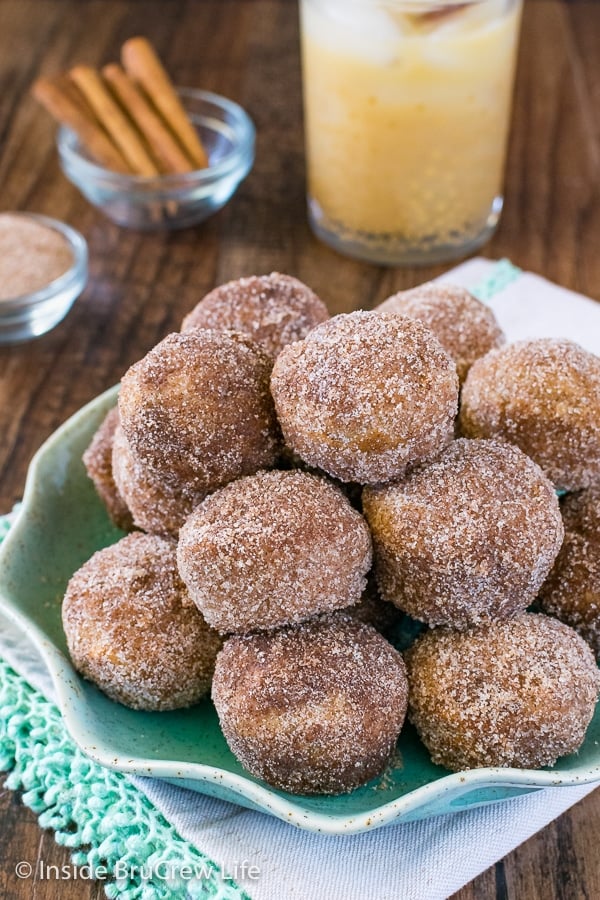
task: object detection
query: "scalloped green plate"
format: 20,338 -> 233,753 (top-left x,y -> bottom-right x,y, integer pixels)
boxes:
1,386 -> 599,834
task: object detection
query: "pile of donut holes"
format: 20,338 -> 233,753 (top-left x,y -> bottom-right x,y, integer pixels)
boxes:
64,272 -> 600,795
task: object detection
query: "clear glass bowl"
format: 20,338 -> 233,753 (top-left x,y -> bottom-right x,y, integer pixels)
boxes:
0,213 -> 88,345
57,89 -> 256,230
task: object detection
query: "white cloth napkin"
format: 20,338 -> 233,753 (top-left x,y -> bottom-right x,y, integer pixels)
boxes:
440,257 -> 600,354
1,257 -> 599,900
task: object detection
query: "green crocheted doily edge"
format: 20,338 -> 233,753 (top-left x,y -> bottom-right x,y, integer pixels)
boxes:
0,258 -> 520,900
471,258 -> 521,302
0,519 -> 249,900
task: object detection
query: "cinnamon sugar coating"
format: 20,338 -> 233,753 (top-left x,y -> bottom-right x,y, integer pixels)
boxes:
177,469 -> 372,634
559,487 -> 600,538
539,488 -> 600,659
212,615 -> 408,794
181,272 -> 329,359
377,282 -> 505,383
62,533 -> 222,710
82,407 -> 133,531
112,424 -> 206,538
363,439 -> 564,630
119,330 -> 280,495
405,614 -> 600,771
276,442 -> 364,510
343,572 -> 402,638
270,311 -> 459,484
460,339 -> 600,490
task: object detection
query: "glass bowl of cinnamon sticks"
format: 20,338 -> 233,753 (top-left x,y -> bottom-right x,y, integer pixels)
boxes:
56,89 -> 255,230
34,39 -> 255,230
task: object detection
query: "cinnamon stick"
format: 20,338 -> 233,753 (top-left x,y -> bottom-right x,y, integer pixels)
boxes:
121,37 -> 208,169
69,65 -> 159,176
102,63 -> 194,174
32,75 -> 132,174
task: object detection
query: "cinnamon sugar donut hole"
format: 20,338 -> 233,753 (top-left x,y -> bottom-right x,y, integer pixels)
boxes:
177,469 -> 372,634
119,330 -> 280,495
62,533 -> 222,711
181,273 -> 329,359
212,615 -> 409,794
271,311 -> 459,484
112,425 -> 206,538
83,407 -> 133,531
405,614 -> 600,771
460,339 -> 600,490
377,283 -> 505,383
363,439 -> 564,630
539,488 -> 600,659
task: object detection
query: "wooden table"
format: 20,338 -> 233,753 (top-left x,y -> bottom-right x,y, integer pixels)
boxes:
0,1 -> 599,897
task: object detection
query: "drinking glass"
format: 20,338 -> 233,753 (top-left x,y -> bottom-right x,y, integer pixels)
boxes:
300,0 -> 523,264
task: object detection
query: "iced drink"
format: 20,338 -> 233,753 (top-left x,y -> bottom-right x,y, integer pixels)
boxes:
300,0 -> 523,264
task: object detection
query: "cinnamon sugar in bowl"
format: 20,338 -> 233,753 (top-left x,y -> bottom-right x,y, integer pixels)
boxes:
0,212 -> 87,344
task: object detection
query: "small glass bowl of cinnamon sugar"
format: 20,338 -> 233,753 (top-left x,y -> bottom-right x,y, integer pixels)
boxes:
57,89 -> 255,230
0,213 -> 88,344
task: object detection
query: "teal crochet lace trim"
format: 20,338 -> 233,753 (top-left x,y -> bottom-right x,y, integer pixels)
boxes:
0,526 -> 247,900
471,258 -> 521,303
0,658 -> 248,900
0,509 -> 15,541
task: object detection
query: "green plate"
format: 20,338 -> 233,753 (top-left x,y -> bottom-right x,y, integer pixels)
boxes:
1,385 -> 599,834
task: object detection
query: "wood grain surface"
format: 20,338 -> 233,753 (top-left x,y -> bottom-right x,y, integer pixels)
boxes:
0,1 -> 599,898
